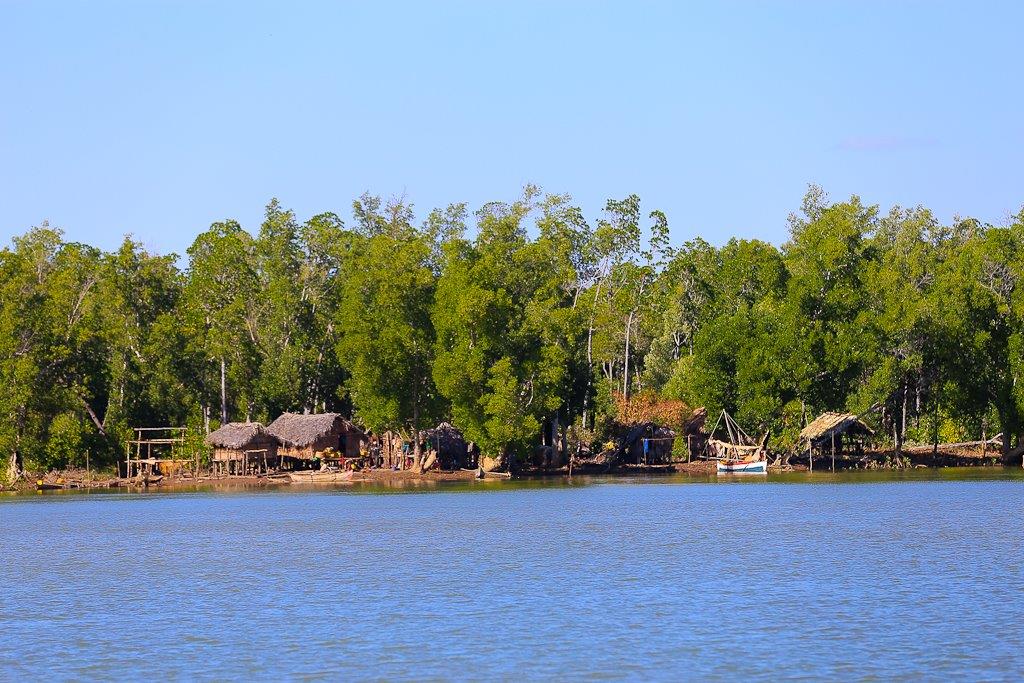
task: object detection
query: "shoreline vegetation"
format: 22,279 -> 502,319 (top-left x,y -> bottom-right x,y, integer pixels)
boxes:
3,185 -> 1024,489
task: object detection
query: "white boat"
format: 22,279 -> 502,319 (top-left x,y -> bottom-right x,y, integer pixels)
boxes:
716,458 -> 768,474
286,470 -> 356,483
707,410 -> 771,475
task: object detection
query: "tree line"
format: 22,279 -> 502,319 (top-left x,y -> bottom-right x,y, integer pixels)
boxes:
3,185 -> 1023,480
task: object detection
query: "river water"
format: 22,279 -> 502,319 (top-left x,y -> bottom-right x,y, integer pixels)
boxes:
2,469 -> 1023,680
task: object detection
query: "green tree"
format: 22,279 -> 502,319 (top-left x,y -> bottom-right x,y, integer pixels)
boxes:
433,188 -> 572,467
182,220 -> 259,426
336,196 -> 444,466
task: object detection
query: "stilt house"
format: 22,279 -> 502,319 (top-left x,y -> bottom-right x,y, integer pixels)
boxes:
205,422 -> 279,474
266,412 -> 367,461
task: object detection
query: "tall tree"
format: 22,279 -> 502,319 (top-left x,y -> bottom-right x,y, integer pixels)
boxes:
433,188 -> 571,467
336,196 -> 445,467
182,220 -> 259,426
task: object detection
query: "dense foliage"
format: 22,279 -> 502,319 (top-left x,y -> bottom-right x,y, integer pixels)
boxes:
3,186 -> 1023,479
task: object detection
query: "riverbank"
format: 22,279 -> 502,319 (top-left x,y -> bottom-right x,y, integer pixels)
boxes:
5,448 -> 1020,494
2,464 -> 499,493
789,445 -> 1022,470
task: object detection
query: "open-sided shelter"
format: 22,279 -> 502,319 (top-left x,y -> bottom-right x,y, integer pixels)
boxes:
800,412 -> 874,458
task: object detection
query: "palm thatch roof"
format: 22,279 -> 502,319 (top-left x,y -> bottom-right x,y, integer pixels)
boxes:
266,412 -> 363,447
800,412 -> 874,442
683,407 -> 708,435
420,422 -> 467,452
205,422 -> 268,449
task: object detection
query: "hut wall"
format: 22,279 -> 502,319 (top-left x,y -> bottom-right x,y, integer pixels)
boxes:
621,425 -> 675,464
213,447 -> 244,462
279,444 -> 318,460
212,437 -> 278,462
342,431 -> 365,458
247,436 -> 278,461
436,443 -> 469,469
626,437 -> 674,464
278,433 -> 347,460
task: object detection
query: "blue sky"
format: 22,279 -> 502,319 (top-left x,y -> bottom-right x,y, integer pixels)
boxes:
1,1 -> 1021,256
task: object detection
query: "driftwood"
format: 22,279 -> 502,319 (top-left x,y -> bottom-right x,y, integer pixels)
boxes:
474,467 -> 511,479
903,436 -> 1003,453
420,452 -> 437,472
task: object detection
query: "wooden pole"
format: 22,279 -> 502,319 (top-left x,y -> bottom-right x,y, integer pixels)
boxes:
831,431 -> 835,472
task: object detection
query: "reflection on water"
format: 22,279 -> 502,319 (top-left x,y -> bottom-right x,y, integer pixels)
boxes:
1,468 -> 1023,679
9,465 -> 1023,498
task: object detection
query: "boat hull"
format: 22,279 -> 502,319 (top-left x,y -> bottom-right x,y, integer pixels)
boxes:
287,471 -> 355,484
716,459 -> 768,474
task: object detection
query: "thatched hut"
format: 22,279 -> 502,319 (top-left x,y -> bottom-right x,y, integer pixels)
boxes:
205,422 -> 278,475
584,421 -> 677,468
420,422 -> 473,470
800,412 -> 874,460
266,412 -> 367,461
623,422 -> 677,465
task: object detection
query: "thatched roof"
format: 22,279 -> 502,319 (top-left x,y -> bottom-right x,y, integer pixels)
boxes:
205,422 -> 268,449
683,407 -> 708,435
420,422 -> 467,452
266,412 -> 363,447
800,412 -> 874,442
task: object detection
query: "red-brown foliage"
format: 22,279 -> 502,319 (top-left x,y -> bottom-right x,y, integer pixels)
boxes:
613,391 -> 694,431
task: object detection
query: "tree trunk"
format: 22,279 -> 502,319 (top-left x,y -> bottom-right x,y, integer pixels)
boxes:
6,450 -> 21,483
8,407 -> 26,483
412,427 -> 422,473
559,414 -> 568,455
583,325 -> 593,430
582,263 -> 610,431
421,451 -> 437,472
219,357 -> 228,424
81,399 -> 107,436
480,452 -> 504,473
412,388 -> 423,472
551,413 -> 563,468
1000,415 -> 1011,457
895,383 -> 907,457
623,308 -> 635,399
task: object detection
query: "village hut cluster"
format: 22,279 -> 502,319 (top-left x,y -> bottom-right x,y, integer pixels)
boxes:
195,403 -> 715,480
206,413 -> 369,473
196,412 -> 479,478
144,404 -> 836,481
120,398 -> 1011,485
